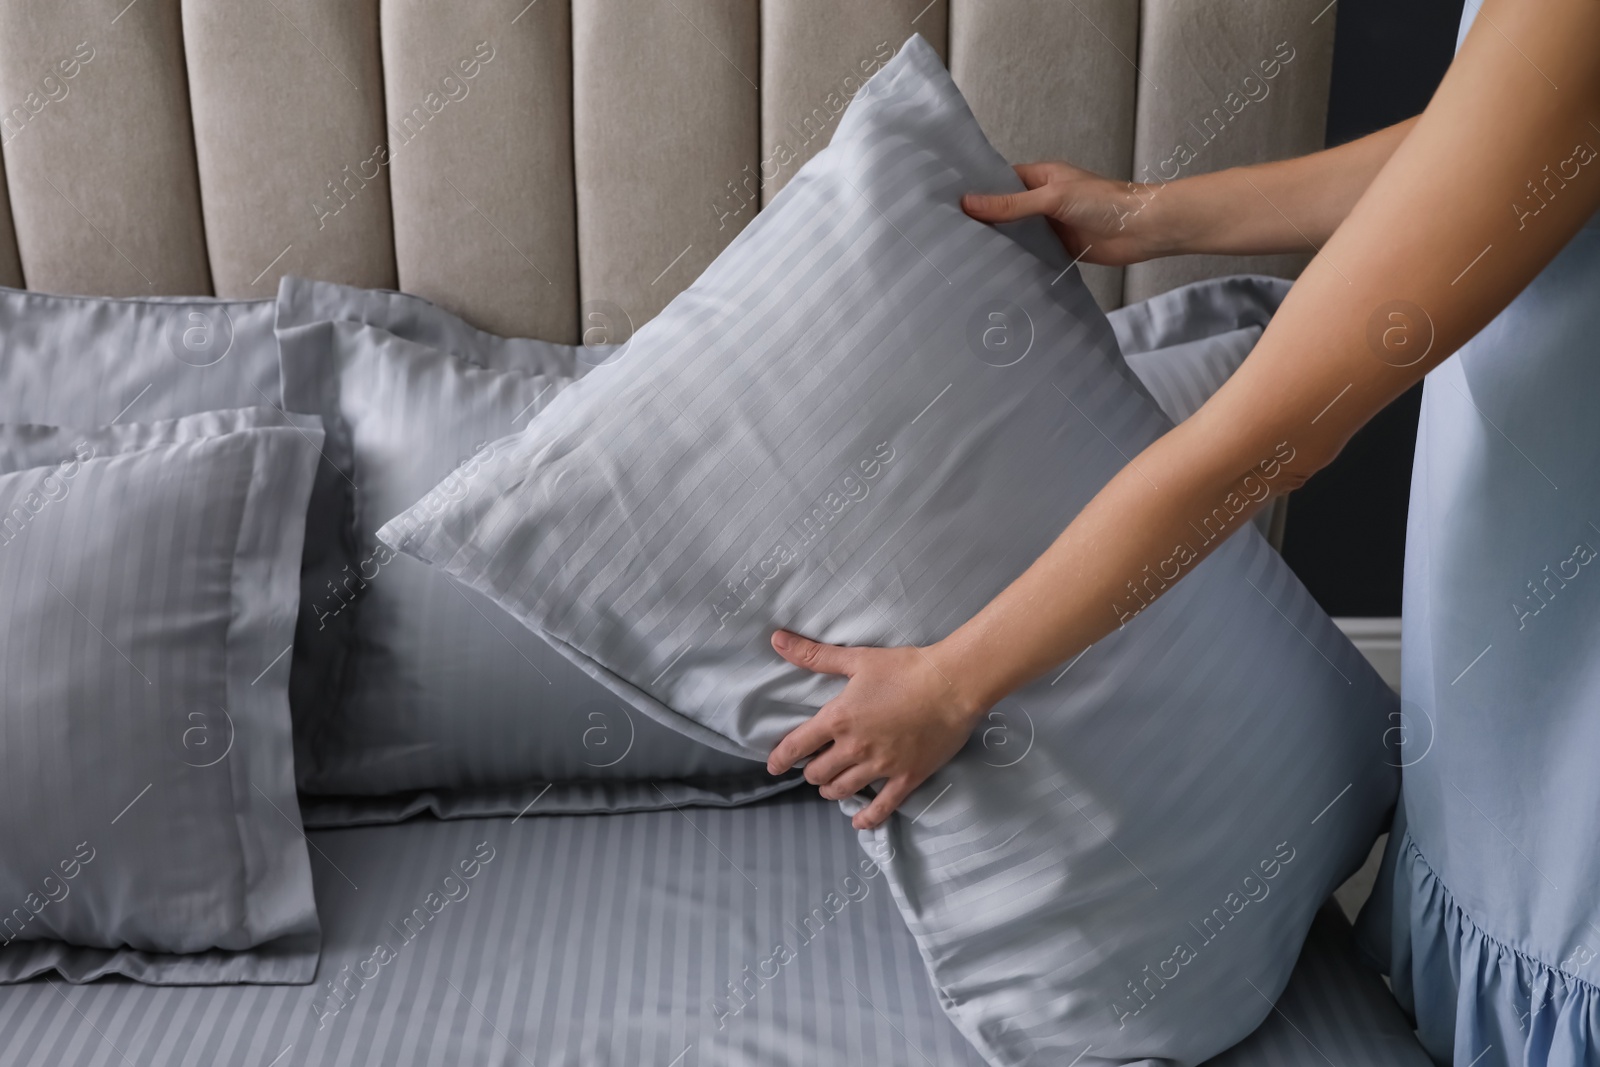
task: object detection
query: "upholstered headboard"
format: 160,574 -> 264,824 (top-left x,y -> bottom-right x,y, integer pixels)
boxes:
0,1 -> 1332,339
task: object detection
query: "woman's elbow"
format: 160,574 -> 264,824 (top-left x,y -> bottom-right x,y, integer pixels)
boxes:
1260,431 -> 1344,496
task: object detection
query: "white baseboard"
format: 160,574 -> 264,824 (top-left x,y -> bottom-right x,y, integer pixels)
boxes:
1331,616 -> 1402,919
1334,617 -> 1401,691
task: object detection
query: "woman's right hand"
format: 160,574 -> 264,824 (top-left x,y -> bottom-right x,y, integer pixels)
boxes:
962,162 -> 1179,266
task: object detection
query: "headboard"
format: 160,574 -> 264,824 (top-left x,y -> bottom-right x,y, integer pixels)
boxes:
0,1 -> 1332,340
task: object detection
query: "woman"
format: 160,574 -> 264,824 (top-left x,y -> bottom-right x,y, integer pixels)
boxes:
767,2 -> 1600,1063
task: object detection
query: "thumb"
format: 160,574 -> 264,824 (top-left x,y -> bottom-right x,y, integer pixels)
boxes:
962,184 -> 1059,224
771,630 -> 854,677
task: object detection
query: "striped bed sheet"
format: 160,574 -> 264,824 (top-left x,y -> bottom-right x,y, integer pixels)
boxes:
0,791 -> 1425,1066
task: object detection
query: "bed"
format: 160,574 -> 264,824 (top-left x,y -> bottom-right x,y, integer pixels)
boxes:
0,2 -> 1427,1064
0,790 -> 1423,1067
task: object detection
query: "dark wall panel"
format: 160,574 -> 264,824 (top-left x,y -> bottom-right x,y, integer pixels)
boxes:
1279,0 -> 1464,617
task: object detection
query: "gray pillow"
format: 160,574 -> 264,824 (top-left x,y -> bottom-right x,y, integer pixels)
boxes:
1111,275 -> 1291,425
274,315 -> 792,825
275,275 -> 620,372
0,287 -> 280,425
0,407 -> 322,984
379,37 -> 1398,1066
1111,275 -> 1293,540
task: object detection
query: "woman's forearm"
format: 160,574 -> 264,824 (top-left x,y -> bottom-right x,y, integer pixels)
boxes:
929,408 -> 1290,711
963,119 -> 1416,267
934,0 -> 1600,715
1152,118 -> 1418,257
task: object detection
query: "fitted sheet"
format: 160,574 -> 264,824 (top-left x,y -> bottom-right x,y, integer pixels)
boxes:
0,792 -> 1424,1066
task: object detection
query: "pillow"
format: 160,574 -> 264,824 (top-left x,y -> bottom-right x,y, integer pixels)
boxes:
275,275 -> 620,371
274,315 -> 793,825
0,287 -> 280,425
1110,274 -> 1291,425
379,37 -> 1398,1066
0,407 -> 322,984
1110,275 -> 1293,540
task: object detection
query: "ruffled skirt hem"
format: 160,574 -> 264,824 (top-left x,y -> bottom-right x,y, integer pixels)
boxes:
1360,825 -> 1600,1067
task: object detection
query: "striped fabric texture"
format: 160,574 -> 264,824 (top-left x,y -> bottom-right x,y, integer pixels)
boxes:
0,793 -> 988,1067
273,316 -> 792,818
1107,275 -> 1294,541
0,287 -> 279,429
0,408 -> 323,983
1207,902 -> 1431,1067
273,277 -> 618,374
381,37 -> 1400,1065
0,277 -> 777,829
1110,275 -> 1292,428
0,792 -> 1428,1067
271,270 -> 1285,825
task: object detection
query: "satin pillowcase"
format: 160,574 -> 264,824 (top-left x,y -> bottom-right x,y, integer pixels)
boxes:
0,408 -> 322,983
1109,274 -> 1292,541
380,37 -> 1398,1066
275,291 -> 790,825
0,287 -> 280,426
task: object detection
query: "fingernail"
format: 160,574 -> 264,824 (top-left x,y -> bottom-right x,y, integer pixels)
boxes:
772,630 -> 792,651
963,194 -> 988,210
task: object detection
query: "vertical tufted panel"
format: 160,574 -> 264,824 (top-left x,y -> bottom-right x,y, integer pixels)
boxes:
0,0 -> 209,296
949,0 -> 1137,309
381,0 -> 579,341
0,164 -> 21,288
1124,0 -> 1334,303
758,0 -> 946,206
572,0 -> 758,332
183,0 -> 395,298
0,1 -> 1341,322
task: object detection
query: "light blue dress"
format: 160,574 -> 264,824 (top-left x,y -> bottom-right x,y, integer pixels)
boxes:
1356,9 -> 1600,1065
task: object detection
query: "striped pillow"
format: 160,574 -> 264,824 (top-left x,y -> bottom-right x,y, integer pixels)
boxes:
380,37 -> 1398,1065
1110,274 -> 1293,541
0,408 -> 322,983
273,315 -> 794,823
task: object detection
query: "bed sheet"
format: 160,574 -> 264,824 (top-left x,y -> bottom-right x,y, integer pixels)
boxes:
0,791 -> 1424,1066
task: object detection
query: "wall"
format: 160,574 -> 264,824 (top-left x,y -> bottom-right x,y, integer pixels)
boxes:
1280,0 -> 1465,617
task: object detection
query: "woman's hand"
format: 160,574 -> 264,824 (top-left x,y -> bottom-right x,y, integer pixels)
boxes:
966,120 -> 1424,262
962,161 -> 1174,266
766,630 -> 987,831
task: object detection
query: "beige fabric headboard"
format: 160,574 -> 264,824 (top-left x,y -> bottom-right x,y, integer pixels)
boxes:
0,0 -> 1333,340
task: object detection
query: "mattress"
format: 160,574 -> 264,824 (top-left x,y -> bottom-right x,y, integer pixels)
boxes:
0,791 -> 1425,1066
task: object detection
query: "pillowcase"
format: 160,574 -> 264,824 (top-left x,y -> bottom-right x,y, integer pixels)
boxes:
0,407 -> 322,984
1110,274 -> 1290,425
274,313 -> 793,825
1109,274 -> 1292,541
379,36 -> 1398,1066
274,275 -> 620,371
0,287 -> 280,425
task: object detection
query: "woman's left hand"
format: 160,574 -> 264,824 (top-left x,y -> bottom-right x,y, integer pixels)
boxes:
766,630 -> 986,831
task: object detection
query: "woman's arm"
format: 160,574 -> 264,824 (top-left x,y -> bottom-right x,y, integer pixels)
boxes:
962,118 -> 1417,263
771,0 -> 1600,830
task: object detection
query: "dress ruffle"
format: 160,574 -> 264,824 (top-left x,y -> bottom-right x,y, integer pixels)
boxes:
1362,824 -> 1600,1067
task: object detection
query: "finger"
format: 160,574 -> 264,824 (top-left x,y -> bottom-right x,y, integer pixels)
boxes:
853,775 -> 920,831
1011,161 -> 1057,189
961,184 -> 1060,224
771,630 -> 856,677
802,744 -> 854,789
767,712 -> 837,774
818,763 -> 881,802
